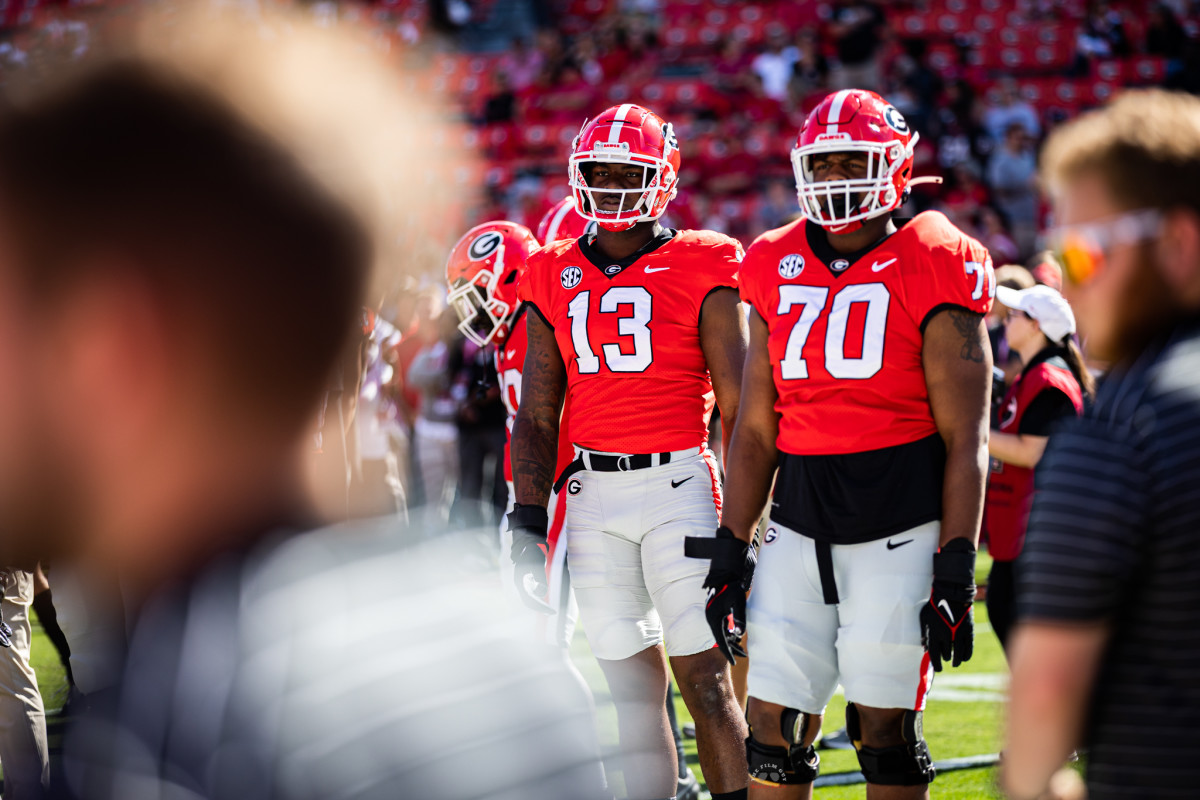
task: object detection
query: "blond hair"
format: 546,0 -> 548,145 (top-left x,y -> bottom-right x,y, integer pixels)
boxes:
1042,89 -> 1200,213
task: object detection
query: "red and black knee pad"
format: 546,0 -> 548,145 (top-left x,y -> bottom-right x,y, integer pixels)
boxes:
844,702 -> 936,786
746,707 -> 820,786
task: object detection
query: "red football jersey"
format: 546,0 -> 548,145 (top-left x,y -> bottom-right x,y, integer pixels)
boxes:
495,311 -> 576,484
740,211 -> 994,455
520,229 -> 742,453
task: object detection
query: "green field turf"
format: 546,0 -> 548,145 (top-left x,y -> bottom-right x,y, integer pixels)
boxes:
27,554 -> 1008,798
570,552 -> 1008,799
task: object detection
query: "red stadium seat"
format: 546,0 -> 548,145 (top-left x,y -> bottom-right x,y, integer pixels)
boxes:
1129,56 -> 1167,84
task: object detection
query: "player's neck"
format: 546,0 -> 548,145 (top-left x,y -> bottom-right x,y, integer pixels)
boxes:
824,216 -> 895,255
593,221 -> 661,262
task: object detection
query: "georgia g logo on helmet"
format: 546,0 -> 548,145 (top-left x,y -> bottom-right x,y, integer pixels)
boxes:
468,230 -> 504,261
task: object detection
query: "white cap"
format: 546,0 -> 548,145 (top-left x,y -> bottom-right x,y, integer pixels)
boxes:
996,284 -> 1076,345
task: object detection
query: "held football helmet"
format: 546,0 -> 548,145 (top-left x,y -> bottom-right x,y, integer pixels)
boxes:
444,221 -> 539,347
536,195 -> 598,244
792,89 -> 921,234
568,104 -> 680,232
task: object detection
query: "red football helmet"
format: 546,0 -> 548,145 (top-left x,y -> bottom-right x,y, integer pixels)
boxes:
445,221 -> 539,347
568,104 -> 680,232
536,196 -> 598,244
792,89 -> 921,234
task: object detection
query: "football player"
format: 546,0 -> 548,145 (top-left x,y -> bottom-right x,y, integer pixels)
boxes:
692,88 -> 994,799
536,196 -> 704,800
511,104 -> 751,800
444,221 -> 578,645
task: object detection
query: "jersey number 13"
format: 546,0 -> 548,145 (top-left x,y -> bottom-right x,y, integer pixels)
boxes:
567,288 -> 654,374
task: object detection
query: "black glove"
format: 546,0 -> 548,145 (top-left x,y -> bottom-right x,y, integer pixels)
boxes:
684,526 -> 756,665
508,504 -> 553,615
920,537 -> 977,671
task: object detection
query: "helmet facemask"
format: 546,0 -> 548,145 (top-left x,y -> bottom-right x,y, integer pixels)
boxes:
447,241 -> 514,347
793,131 -> 919,233
568,122 -> 679,232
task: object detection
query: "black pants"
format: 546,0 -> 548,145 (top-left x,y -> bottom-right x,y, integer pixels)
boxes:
986,559 -> 1017,655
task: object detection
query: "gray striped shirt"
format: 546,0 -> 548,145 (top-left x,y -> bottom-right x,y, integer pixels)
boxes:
1019,318 -> 1200,799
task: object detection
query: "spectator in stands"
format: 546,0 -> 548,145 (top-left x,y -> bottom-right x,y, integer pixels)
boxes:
757,180 -> 801,231
1029,250 -> 1065,292
987,122 -> 1040,257
1146,3 -> 1187,60
500,37 -> 543,91
983,285 -> 1090,655
711,37 -> 753,95
1004,88 -> 1200,800
827,0 -> 885,91
940,160 -> 990,229
481,71 -> 516,125
751,29 -> 799,102
982,78 -> 1041,143
791,27 -> 829,101
703,134 -> 758,197
571,35 -> 605,85
976,206 -> 1021,265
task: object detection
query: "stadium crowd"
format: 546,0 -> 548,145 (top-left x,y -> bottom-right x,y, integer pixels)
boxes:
2,2 -> 1200,800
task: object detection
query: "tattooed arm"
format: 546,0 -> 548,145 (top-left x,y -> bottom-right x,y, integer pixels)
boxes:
923,307 -> 992,548
512,306 -> 567,507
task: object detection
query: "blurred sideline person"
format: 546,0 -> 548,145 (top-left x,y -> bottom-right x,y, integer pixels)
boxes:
0,21 -> 607,800
512,104 -> 750,800
702,89 -> 993,799
0,569 -> 49,799
982,285 -> 1089,654
1004,89 -> 1200,800
444,221 -> 579,647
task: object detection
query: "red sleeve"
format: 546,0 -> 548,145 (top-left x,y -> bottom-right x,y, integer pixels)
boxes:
900,213 -> 995,330
738,235 -> 773,319
519,246 -> 556,329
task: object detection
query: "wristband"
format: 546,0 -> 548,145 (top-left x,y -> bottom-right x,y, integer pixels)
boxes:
507,504 -> 548,534
932,537 -> 976,586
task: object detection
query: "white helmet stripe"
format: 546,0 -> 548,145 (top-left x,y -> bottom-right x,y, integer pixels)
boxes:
545,198 -> 576,242
824,89 -> 853,136
607,103 -> 635,144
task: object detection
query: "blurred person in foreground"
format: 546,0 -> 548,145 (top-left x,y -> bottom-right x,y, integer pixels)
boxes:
1003,89 -> 1200,800
982,285 -> 1090,655
0,13 -> 606,800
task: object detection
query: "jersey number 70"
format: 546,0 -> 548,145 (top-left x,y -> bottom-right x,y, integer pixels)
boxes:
778,283 -> 889,381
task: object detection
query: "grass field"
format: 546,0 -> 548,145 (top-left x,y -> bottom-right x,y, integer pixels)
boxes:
569,552 -> 1009,799
27,554 -> 1011,798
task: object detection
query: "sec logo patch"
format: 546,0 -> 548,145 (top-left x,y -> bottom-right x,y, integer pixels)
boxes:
763,527 -> 778,544
567,479 -> 583,495
561,266 -> 582,289
778,254 -> 805,279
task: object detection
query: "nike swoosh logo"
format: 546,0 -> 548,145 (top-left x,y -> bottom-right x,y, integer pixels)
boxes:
937,598 -> 955,623
645,266 -> 670,273
886,538 -> 913,550
871,257 -> 897,272
670,476 -> 693,488
505,350 -> 517,360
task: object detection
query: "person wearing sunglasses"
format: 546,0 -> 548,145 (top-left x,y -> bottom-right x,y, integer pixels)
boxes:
1003,89 -> 1200,800
982,285 -> 1092,657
